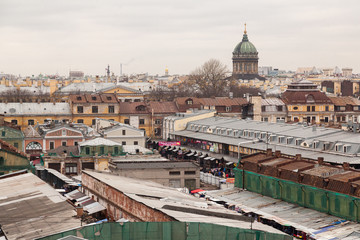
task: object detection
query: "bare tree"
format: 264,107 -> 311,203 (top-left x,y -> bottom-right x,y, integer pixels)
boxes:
186,59 -> 229,97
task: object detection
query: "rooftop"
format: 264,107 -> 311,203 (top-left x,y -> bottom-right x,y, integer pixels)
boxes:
0,172 -> 80,240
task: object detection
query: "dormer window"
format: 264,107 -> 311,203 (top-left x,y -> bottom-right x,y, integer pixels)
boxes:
107,96 -> 112,100
186,98 -> 193,105
306,94 -> 315,103
92,96 -> 97,100
136,105 -> 146,111
76,96 -> 82,101
344,145 -> 351,153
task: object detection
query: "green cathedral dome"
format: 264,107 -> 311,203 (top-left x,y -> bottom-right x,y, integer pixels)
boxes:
233,33 -> 257,54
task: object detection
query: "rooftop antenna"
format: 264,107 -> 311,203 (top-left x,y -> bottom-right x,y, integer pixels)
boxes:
106,65 -> 110,78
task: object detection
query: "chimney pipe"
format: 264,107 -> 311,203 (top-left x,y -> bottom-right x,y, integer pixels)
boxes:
318,157 -> 324,165
266,148 -> 272,157
275,150 -> 281,157
343,162 -> 350,171
295,154 -> 302,161
76,206 -> 84,217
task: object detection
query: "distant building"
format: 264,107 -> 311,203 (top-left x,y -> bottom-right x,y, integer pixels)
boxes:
69,71 -> 84,79
109,159 -> 200,190
281,79 -> 334,124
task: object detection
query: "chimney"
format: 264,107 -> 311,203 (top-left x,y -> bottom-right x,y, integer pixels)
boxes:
275,150 -> 281,157
76,206 -> 84,217
318,157 -> 324,165
343,162 -> 350,171
266,148 -> 272,157
295,154 -> 302,161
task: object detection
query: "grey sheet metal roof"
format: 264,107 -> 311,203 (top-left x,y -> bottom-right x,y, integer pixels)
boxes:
57,82 -> 115,93
173,117 -> 360,164
0,173 -> 80,240
81,170 -> 286,235
0,102 -> 71,116
205,188 -> 360,240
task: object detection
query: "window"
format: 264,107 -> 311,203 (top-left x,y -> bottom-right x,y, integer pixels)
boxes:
139,119 -> 145,125
28,119 -> 35,125
186,99 -> 193,105
277,106 -> 283,111
62,129 -> 66,136
91,96 -> 97,100
307,106 -> 311,112
77,106 -> 83,113
107,96 -> 112,100
85,147 -> 90,155
49,142 -> 55,150
225,106 -> 231,112
122,130 -> 126,135
134,141 -> 138,145
124,119 -> 130,124
92,106 -> 98,113
0,157 -> 4,165
325,106 -> 329,111
312,106 -> 315,112
1,131 -> 5,137
62,141 -> 67,146
136,105 -> 146,111
114,147 -> 119,155
261,106 -> 266,112
169,171 -> 180,175
74,142 -> 78,146
77,119 -> 84,123
108,105 -> 115,113
14,142 -> 18,148
293,106 -> 298,110
11,119 -> 17,125
122,141 -> 126,145
92,119 -> 96,125
100,146 -> 104,155
185,171 -> 196,175
344,145 -> 351,153
76,96 -> 82,101
155,119 -> 161,124
306,94 -> 315,103
65,163 -> 77,174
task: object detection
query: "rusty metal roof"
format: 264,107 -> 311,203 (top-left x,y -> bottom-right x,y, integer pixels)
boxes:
281,91 -> 332,104
329,96 -> 360,106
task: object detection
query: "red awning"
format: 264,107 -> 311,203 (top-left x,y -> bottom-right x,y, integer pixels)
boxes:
191,189 -> 205,194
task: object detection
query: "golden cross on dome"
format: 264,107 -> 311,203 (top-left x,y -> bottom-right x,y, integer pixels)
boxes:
244,23 -> 247,34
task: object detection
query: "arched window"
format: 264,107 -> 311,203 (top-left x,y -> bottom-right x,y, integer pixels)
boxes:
26,141 -> 42,150
185,98 -> 193,105
306,94 -> 315,103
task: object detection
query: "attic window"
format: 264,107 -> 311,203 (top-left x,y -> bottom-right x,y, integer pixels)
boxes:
186,98 -> 193,105
92,96 -> 97,100
136,105 -> 146,111
306,94 -> 315,103
77,96 -> 82,100
107,96 -> 112,100
344,145 -> 351,153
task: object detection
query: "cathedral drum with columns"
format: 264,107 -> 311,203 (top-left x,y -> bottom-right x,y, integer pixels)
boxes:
232,24 -> 264,80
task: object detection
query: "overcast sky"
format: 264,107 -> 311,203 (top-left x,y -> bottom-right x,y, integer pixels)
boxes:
0,0 -> 359,76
